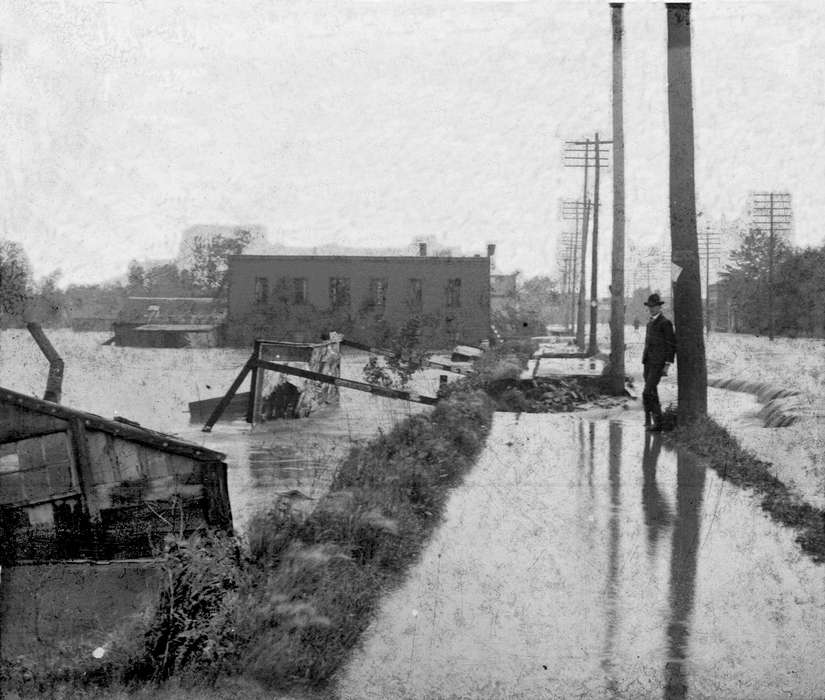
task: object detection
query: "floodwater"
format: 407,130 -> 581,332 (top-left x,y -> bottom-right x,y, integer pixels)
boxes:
0,329 -> 438,531
338,412 -> 825,700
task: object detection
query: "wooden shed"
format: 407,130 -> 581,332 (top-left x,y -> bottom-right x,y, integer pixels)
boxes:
0,387 -> 232,562
111,297 -> 226,348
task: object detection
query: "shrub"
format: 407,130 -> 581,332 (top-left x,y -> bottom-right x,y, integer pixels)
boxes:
124,533 -> 245,685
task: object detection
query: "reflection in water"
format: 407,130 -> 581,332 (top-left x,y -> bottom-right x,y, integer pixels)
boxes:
601,421 -> 622,696
664,450 -> 706,699
588,422 -> 596,487
641,433 -> 673,558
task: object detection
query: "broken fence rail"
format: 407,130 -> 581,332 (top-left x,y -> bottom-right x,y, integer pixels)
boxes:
202,356 -> 438,432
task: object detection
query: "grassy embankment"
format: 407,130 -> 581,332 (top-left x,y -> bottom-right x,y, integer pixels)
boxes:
665,413 -> 825,563
2,341 -> 618,699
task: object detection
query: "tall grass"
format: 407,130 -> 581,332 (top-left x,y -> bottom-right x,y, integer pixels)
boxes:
104,382 -> 495,694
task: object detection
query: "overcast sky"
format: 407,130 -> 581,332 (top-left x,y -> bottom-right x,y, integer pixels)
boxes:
0,1 -> 822,290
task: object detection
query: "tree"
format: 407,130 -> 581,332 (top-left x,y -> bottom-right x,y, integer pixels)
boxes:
718,228 -> 790,334
666,3 -> 707,422
127,260 -> 146,294
517,276 -> 561,328
29,269 -> 66,326
187,229 -> 254,295
0,239 -> 33,324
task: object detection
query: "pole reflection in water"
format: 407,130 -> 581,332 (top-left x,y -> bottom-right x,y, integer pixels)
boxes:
664,449 -> 706,699
641,432 -> 673,558
588,421 -> 596,487
601,421 -> 622,696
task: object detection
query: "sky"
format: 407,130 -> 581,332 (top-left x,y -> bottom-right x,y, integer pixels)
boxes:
0,0 -> 823,293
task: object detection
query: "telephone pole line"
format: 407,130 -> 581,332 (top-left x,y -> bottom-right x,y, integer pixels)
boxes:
750,191 -> 792,341
560,199 -> 587,339
564,135 -> 611,355
558,234 -> 579,332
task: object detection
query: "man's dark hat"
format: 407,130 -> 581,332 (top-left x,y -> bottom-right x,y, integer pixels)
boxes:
643,293 -> 665,307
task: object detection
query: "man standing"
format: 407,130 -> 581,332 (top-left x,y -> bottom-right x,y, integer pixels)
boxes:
642,293 -> 676,431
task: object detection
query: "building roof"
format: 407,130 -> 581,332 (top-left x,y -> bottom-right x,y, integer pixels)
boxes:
0,386 -> 225,462
229,254 -> 490,264
116,297 -> 227,325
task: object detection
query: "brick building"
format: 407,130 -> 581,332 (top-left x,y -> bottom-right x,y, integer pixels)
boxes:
225,252 -> 491,348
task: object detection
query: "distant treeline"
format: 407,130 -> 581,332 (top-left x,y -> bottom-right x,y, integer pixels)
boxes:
0,231 -> 253,328
718,228 -> 825,337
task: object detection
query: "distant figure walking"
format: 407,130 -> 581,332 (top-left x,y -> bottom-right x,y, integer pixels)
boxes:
642,293 -> 676,431
633,317 -> 640,333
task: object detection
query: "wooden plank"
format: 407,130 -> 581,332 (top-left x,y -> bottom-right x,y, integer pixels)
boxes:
68,418 -> 99,518
26,323 -> 64,402
0,404 -> 69,444
423,359 -> 476,375
253,359 -> 438,406
246,340 -> 261,424
188,392 -> 250,422
0,388 -> 225,462
535,352 -> 589,359
201,358 -> 255,432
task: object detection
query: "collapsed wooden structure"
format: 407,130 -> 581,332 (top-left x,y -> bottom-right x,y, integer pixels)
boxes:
199,337 -> 442,432
0,388 -> 232,562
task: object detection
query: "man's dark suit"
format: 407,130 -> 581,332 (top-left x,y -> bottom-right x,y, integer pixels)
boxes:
642,313 -> 676,425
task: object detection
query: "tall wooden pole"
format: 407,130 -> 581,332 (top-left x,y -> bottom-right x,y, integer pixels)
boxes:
576,142 -> 591,351
666,3 -> 707,421
588,132 -> 601,356
609,3 -> 626,394
768,192 -> 775,341
570,216 -> 579,337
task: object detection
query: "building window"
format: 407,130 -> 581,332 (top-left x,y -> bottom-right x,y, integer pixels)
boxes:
408,278 -> 422,311
254,277 -> 269,304
293,278 -> 308,304
329,277 -> 351,310
446,278 -> 461,308
369,278 -> 388,307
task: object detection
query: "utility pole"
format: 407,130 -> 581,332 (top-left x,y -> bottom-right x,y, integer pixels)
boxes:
564,136 -> 611,354
750,191 -> 792,341
558,235 -> 579,333
564,141 -> 591,351
666,2 -> 707,421
590,131 -> 602,357
697,226 -> 721,334
560,199 -> 587,339
609,2 -> 626,394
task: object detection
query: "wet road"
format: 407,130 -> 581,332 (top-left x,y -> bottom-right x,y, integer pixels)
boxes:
338,412 -> 825,699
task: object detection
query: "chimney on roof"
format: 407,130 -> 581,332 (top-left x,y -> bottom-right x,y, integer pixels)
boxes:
419,242 -> 427,257
487,243 -> 496,271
